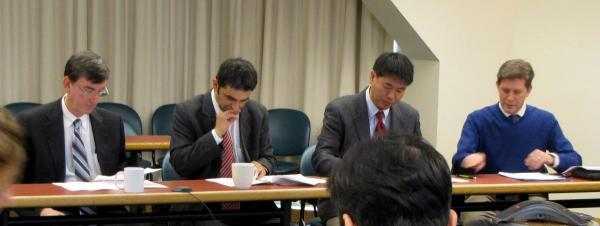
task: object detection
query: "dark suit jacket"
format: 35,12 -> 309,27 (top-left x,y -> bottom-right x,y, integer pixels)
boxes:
169,91 -> 275,179
312,88 -> 422,221
17,99 -> 127,183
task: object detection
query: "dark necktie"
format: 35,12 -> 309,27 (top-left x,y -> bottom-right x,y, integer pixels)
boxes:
510,115 -> 521,124
220,131 -> 240,210
374,111 -> 386,139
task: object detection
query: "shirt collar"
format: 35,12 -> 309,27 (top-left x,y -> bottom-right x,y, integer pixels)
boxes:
61,94 -> 90,128
211,89 -> 223,114
365,86 -> 390,120
498,102 -> 527,118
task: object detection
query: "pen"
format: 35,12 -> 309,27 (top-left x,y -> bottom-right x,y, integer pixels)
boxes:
456,174 -> 477,179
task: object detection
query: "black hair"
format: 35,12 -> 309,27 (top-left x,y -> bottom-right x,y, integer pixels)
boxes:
372,52 -> 414,85
216,58 -> 258,91
329,135 -> 451,226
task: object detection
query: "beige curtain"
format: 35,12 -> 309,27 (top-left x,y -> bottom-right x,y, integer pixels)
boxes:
0,0 -> 392,141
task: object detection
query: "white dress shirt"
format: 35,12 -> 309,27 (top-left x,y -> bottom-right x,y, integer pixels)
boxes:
62,94 -> 101,182
210,89 -> 244,163
366,86 -> 390,138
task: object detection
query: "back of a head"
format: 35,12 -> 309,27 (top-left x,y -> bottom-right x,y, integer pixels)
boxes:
64,50 -> 110,83
372,52 -> 414,85
0,108 -> 25,194
216,58 -> 258,91
329,135 -> 451,226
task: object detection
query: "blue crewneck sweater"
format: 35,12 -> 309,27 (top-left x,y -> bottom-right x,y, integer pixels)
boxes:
452,104 -> 581,173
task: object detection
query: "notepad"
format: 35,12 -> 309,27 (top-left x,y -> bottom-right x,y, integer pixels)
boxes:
499,172 -> 566,181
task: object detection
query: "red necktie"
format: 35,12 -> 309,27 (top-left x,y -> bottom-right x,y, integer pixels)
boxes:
219,131 -> 241,210
375,111 -> 386,139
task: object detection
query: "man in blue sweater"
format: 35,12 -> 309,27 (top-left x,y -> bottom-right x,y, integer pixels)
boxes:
452,59 -> 582,226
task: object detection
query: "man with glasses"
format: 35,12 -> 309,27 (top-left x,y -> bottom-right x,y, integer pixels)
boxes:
17,51 -> 127,216
312,52 -> 422,226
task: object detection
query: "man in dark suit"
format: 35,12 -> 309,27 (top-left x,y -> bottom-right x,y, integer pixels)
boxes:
312,52 -> 422,226
17,51 -> 127,216
169,58 -> 276,225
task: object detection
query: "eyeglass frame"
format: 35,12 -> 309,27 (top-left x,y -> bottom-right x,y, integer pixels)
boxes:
73,82 -> 109,98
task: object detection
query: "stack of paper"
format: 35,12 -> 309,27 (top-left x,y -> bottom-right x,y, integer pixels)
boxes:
499,172 -> 565,181
207,174 -> 326,187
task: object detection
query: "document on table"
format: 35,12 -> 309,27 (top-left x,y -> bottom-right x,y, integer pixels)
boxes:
451,178 -> 470,183
499,172 -> 566,181
94,168 -> 162,181
53,180 -> 167,191
207,174 -> 326,187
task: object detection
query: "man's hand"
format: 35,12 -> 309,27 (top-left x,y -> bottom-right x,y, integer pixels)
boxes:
461,152 -> 487,173
524,149 -> 554,170
40,208 -> 65,216
214,110 -> 240,137
251,161 -> 268,179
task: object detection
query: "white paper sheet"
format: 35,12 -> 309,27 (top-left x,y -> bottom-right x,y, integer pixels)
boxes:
207,174 -> 326,187
499,172 -> 566,181
53,180 -> 167,191
451,178 -> 470,183
94,168 -> 162,181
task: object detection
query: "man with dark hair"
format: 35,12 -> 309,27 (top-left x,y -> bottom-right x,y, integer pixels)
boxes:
17,51 -> 127,216
452,59 -> 582,225
329,135 -> 457,226
312,52 -> 422,226
169,57 -> 276,225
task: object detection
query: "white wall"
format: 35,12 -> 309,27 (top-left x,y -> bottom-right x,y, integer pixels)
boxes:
388,0 -> 600,214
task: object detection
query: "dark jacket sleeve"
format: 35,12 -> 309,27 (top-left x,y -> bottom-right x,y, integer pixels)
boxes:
168,103 -> 222,178
312,102 -> 343,177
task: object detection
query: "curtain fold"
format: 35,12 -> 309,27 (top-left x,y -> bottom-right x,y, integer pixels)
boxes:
0,0 -> 391,141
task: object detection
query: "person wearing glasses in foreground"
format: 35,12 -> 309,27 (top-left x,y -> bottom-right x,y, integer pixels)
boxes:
328,135 -> 457,226
16,51 -> 127,216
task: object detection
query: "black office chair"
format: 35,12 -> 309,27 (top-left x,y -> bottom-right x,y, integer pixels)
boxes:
4,102 -> 41,118
97,102 -> 150,168
151,104 -> 176,166
268,108 -> 311,174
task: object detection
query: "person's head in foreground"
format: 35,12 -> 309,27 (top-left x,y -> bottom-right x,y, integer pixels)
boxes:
328,135 -> 457,226
0,108 -> 25,209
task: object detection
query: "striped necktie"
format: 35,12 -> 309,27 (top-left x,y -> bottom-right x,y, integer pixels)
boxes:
220,131 -> 240,210
72,119 -> 91,182
72,119 -> 96,215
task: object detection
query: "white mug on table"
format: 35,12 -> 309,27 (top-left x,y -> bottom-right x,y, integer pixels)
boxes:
232,163 -> 257,189
115,167 -> 145,193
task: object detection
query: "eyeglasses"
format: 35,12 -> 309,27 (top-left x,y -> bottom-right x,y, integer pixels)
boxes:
74,83 -> 109,97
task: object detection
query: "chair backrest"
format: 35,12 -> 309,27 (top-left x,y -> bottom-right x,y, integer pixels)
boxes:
162,151 -> 181,181
97,102 -> 142,135
300,145 -> 317,176
151,104 -> 176,135
268,108 -> 310,156
4,102 -> 41,118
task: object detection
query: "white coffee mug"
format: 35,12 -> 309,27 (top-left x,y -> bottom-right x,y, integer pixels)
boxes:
232,163 -> 257,189
116,167 -> 145,193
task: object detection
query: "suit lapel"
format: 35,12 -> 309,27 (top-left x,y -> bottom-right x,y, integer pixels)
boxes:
389,104 -> 405,136
200,91 -> 217,131
353,89 -> 371,141
90,109 -> 106,173
43,100 -> 66,181
239,108 -> 251,162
